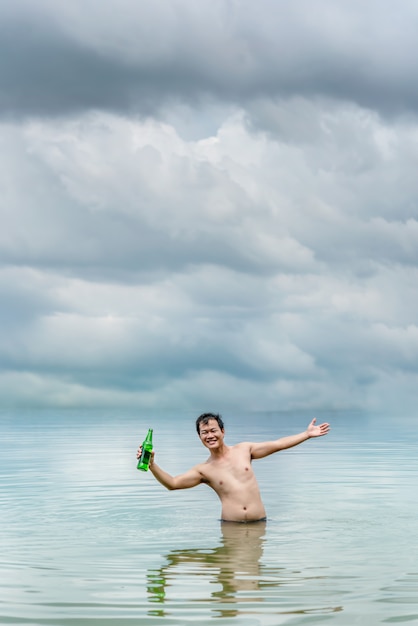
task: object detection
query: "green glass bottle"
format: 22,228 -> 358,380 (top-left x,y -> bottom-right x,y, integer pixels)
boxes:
137,428 -> 153,471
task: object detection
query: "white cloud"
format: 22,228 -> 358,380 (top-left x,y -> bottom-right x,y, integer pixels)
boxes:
1,4 -> 418,411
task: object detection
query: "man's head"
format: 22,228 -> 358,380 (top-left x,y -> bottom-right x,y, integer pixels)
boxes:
196,412 -> 224,435
196,413 -> 225,451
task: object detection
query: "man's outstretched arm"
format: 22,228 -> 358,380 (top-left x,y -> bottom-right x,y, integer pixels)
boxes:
137,447 -> 203,490
250,418 -> 330,460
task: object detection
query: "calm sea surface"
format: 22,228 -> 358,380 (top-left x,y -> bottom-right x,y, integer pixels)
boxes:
1,409 -> 418,625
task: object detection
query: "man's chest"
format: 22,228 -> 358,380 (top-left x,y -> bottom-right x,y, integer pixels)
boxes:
202,448 -> 254,485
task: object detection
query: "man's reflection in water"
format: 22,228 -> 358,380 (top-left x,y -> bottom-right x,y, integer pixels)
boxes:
147,521 -> 276,618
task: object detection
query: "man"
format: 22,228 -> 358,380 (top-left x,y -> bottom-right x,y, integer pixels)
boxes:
137,412 -> 330,523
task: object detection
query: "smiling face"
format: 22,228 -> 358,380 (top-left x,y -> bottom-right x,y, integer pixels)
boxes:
198,419 -> 225,450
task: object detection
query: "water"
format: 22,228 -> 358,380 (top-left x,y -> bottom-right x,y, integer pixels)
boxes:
1,409 -> 418,625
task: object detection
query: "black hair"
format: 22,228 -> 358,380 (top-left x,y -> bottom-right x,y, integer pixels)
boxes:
196,412 -> 225,434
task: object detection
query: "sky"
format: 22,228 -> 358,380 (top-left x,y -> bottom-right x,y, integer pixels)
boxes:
1,0 -> 418,413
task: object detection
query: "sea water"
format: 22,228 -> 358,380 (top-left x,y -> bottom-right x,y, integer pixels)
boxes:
1,409 -> 418,625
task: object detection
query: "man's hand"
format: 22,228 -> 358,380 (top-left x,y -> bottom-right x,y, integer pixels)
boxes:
306,418 -> 330,438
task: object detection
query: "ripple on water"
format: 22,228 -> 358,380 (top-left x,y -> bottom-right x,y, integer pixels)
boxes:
2,411 -> 418,625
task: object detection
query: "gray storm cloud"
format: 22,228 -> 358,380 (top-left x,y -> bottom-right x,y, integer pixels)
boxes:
1,1 -> 418,412
2,0 -> 418,118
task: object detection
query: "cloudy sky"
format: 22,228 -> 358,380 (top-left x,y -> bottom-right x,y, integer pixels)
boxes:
1,0 -> 418,412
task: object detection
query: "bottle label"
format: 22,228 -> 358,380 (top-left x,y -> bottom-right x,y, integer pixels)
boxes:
141,450 -> 151,464
137,448 -> 151,471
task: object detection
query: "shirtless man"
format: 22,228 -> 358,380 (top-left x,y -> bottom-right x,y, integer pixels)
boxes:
137,412 -> 330,523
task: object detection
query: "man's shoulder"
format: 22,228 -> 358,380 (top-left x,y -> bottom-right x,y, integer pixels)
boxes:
233,441 -> 253,449
230,441 -> 253,454
193,461 -> 209,473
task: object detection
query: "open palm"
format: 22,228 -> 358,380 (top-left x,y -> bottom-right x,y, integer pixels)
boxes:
307,418 -> 330,437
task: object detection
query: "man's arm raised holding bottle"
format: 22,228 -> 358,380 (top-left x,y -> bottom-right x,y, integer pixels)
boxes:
136,433 -> 204,490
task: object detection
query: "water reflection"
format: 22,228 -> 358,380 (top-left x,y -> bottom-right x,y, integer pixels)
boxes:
147,521 -> 281,618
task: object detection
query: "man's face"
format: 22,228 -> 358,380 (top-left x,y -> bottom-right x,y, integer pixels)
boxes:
198,419 -> 225,450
